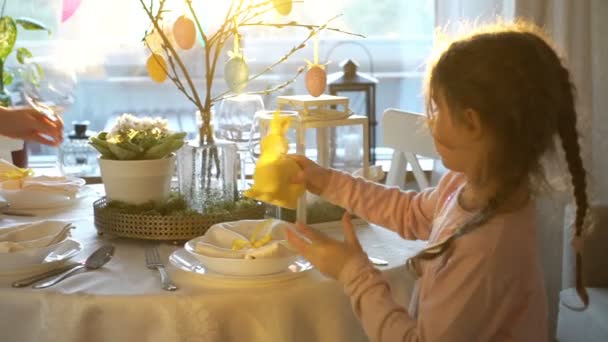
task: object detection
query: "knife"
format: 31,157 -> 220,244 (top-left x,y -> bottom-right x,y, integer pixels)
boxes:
12,263 -> 80,288
2,210 -> 36,217
368,256 -> 389,266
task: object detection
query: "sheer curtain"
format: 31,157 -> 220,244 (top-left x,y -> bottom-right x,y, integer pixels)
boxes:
434,0 -> 599,338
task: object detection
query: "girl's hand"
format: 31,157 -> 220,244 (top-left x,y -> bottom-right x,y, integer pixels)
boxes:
288,154 -> 331,195
0,107 -> 64,146
287,212 -> 366,280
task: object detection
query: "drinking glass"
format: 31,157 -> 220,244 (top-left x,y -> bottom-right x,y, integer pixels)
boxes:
249,110 -> 299,161
216,94 -> 265,189
22,58 -> 77,124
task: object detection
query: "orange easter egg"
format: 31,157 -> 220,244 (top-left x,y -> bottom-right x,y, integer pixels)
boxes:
272,0 -> 292,16
305,65 -> 327,97
146,53 -> 168,83
173,15 -> 196,50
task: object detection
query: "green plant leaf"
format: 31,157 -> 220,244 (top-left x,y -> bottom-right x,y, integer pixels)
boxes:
16,47 -> 32,64
142,139 -> 184,159
108,143 -> 138,160
15,18 -> 50,34
0,17 -> 18,60
117,140 -> 144,154
2,69 -> 13,86
89,137 -> 117,159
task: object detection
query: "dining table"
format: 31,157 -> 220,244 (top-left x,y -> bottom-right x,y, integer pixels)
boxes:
0,185 -> 425,342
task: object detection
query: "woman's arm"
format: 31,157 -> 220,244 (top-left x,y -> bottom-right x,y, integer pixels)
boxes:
0,106 -> 63,146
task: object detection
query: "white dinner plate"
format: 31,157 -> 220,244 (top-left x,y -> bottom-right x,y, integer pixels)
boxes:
0,238 -> 82,276
169,248 -> 313,284
184,235 -> 298,277
0,179 -> 91,210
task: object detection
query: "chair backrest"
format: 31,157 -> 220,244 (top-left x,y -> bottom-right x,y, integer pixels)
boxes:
563,204 -> 608,289
0,137 -> 23,163
382,108 -> 440,189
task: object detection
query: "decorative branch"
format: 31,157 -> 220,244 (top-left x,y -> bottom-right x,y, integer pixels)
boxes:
141,0 -> 362,144
140,0 -> 204,112
211,15 -> 347,102
239,21 -> 365,38
215,66 -> 305,103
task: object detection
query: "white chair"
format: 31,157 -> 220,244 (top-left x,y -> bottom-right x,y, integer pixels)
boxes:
382,108 -> 441,190
556,204 -> 608,341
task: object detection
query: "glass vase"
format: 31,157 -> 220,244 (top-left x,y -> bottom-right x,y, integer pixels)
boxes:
177,139 -> 238,213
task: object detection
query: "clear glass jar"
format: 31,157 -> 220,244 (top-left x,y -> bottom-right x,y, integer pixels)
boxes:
58,121 -> 99,177
176,139 -> 238,213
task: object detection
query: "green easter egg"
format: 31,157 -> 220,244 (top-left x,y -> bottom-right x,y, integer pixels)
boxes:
224,56 -> 249,93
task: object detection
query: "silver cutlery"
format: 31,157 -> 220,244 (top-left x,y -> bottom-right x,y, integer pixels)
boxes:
33,245 -> 115,289
46,223 -> 74,246
369,256 -> 389,266
12,263 -> 79,288
145,246 -> 177,291
0,203 -> 36,217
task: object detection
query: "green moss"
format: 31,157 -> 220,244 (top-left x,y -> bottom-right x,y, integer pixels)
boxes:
102,192 -> 261,217
271,200 -> 346,224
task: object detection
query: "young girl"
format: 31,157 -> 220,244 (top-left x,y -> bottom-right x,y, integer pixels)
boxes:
286,21 -> 590,342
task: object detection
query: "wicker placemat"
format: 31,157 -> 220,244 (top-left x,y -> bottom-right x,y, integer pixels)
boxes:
93,197 -> 266,241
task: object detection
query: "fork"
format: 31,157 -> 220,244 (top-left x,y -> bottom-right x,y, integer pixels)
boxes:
145,247 -> 178,291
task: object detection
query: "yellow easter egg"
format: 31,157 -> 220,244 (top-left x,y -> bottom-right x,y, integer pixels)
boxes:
305,65 -> 327,97
144,30 -> 163,53
225,56 -> 249,93
173,15 -> 196,50
146,53 -> 168,83
272,0 -> 292,15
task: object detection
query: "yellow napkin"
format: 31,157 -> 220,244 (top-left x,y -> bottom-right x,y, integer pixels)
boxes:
244,111 -> 305,209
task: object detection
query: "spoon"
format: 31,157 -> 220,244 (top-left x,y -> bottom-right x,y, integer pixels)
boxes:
33,245 -> 115,289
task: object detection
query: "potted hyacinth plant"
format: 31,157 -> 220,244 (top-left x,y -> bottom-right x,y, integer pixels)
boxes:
89,114 -> 186,205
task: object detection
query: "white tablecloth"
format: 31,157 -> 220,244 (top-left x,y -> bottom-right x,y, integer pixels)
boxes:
0,187 -> 424,342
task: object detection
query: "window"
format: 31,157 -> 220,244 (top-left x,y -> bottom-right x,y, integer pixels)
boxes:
5,0 -> 434,165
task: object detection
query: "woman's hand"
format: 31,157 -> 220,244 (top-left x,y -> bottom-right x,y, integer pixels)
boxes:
287,212 -> 366,280
0,107 -> 64,146
288,154 -> 331,195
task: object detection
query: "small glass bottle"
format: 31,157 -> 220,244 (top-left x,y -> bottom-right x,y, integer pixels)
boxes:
58,121 -> 99,177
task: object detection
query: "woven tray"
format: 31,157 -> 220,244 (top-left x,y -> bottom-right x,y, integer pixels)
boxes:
93,197 -> 266,241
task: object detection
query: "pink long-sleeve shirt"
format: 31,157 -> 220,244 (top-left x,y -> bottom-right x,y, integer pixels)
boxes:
322,170 -> 548,342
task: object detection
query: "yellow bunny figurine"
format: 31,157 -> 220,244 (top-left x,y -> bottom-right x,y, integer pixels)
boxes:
244,111 -> 305,209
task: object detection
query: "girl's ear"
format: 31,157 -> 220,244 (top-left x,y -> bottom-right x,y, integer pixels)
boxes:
462,108 -> 484,140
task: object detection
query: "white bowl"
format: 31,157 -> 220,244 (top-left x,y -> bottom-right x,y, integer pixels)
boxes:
184,236 -> 298,276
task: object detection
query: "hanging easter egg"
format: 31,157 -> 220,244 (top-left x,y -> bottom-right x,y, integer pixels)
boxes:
272,0 -> 292,16
225,56 -> 249,93
144,30 -> 163,53
62,0 -> 82,23
305,65 -> 327,97
173,15 -> 196,50
146,53 -> 168,83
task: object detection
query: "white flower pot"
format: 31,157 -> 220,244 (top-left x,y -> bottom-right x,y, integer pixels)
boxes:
98,154 -> 176,204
